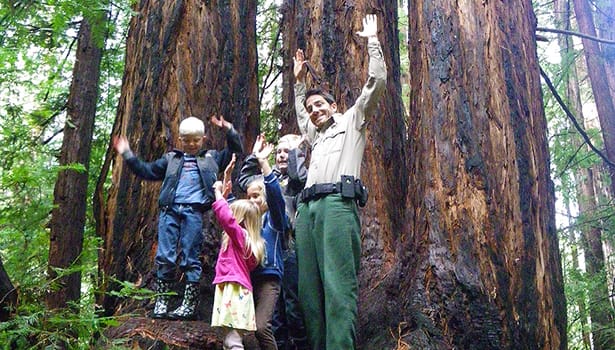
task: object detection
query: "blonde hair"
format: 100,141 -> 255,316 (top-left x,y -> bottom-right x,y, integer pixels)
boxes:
221,199 -> 266,264
179,117 -> 205,136
247,179 -> 268,212
277,134 -> 301,149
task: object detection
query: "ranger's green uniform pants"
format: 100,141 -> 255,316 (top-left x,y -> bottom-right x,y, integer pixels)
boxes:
295,194 -> 361,350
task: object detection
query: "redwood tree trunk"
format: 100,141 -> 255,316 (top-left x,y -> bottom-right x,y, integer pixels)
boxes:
596,0 -> 615,100
94,0 -> 259,326
279,0 -> 566,348
572,0 -> 615,197
400,0 -> 566,348
47,17 -> 102,310
596,0 -> 615,299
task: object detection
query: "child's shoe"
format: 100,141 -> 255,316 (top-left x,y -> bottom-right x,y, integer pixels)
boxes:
167,282 -> 199,320
151,279 -> 173,319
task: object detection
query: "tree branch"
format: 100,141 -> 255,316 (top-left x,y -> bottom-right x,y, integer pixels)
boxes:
556,141 -> 587,179
539,66 -> 615,169
536,27 -> 615,45
259,16 -> 283,106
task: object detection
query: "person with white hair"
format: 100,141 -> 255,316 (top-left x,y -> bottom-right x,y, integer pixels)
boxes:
113,115 -> 243,320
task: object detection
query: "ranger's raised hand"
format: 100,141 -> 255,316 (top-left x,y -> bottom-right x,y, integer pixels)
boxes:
293,49 -> 308,82
356,14 -> 378,38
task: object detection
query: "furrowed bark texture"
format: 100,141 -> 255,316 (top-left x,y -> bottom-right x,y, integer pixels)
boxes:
47,18 -> 102,310
280,0 -> 566,348
277,0 -> 306,136
94,2 -> 259,343
403,0 -> 565,348
99,317 -> 261,349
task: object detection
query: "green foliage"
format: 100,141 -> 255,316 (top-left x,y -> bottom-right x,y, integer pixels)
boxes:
0,0 -> 132,347
0,292 -> 128,349
260,107 -> 279,144
0,112 -> 56,290
398,6 -> 410,119
107,278 -> 174,302
537,0 -> 615,346
257,0 -> 283,138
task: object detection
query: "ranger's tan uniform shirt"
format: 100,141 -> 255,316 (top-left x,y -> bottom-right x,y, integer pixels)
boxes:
295,39 -> 387,188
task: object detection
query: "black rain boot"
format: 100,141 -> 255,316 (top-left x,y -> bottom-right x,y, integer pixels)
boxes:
167,282 -> 199,320
150,279 -> 173,319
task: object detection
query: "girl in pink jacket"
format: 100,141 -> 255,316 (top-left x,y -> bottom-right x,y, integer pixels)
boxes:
211,179 -> 266,349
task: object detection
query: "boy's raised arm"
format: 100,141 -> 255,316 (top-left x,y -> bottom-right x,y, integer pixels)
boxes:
211,115 -> 243,170
212,115 -> 243,154
113,135 -> 168,180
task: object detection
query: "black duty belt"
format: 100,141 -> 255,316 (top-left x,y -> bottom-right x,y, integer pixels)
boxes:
298,183 -> 341,203
299,176 -> 368,207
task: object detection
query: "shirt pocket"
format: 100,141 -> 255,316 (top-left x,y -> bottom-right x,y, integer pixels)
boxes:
313,129 -> 345,157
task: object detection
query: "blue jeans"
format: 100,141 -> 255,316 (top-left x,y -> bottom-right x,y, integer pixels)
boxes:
155,204 -> 204,282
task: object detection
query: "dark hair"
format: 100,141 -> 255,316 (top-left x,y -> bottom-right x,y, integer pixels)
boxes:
305,88 -> 336,105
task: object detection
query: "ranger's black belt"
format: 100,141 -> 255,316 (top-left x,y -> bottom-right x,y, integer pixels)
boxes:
298,175 -> 368,207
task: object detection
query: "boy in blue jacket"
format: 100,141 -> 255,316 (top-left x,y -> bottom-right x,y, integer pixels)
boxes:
113,115 -> 242,320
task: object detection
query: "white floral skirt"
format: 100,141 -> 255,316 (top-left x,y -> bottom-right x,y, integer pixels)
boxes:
211,282 -> 256,331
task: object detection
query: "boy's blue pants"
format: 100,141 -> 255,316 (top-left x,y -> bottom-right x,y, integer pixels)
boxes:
155,204 -> 204,282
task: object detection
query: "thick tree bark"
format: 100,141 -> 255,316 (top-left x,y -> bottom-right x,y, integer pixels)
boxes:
278,0 -> 566,348
403,0 -> 566,348
93,0 -> 259,346
277,0 -> 306,136
47,17 -> 102,310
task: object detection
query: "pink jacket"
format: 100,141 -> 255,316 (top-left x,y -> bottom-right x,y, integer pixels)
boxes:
212,199 -> 259,291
